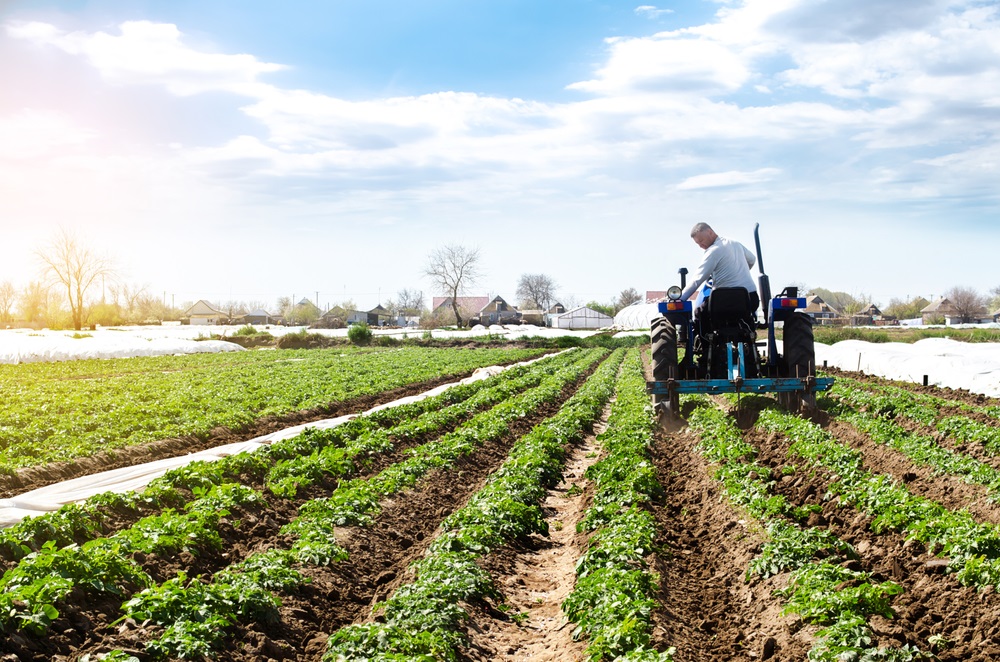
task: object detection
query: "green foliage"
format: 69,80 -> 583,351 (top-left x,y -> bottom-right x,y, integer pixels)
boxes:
232,324 -> 271,337
749,521 -> 856,579
0,346 -> 545,473
0,539 -> 150,635
347,322 -> 373,344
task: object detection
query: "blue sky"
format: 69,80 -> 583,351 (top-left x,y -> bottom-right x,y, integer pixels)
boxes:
2,0 -> 999,312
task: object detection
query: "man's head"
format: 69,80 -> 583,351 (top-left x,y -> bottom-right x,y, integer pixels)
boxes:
690,222 -> 718,250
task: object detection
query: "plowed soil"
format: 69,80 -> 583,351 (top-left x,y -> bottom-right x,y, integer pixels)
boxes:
6,361 -> 1000,661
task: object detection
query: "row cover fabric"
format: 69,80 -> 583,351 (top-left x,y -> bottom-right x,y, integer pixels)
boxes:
815,338 -> 1000,398
0,351 -> 566,529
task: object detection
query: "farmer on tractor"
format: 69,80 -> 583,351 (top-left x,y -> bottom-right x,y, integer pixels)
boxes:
681,222 -> 760,317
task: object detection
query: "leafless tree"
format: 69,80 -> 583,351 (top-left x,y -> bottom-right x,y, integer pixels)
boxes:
0,281 -> 15,324
221,300 -> 248,322
395,288 -> 425,316
35,228 -> 115,330
424,245 -> 481,326
945,285 -> 987,323
614,287 -> 642,313
18,281 -> 49,325
515,273 -> 558,311
989,285 -> 1000,313
109,282 -> 148,321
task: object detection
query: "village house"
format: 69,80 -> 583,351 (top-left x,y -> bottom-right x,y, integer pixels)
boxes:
183,300 -> 227,325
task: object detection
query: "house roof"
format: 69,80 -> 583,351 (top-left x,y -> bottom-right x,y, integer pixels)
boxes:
369,304 -> 389,314
184,300 -> 224,317
803,295 -> 840,315
860,303 -> 882,315
246,309 -> 271,317
921,298 -> 956,314
432,296 -> 491,312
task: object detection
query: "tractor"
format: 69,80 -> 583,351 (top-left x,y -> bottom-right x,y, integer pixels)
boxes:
647,223 -> 833,420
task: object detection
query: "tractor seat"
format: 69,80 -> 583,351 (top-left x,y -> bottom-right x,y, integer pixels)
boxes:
708,287 -> 753,328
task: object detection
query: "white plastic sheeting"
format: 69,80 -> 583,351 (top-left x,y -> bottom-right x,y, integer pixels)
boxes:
0,324 -> 608,364
816,338 -> 1000,399
0,351 -> 565,528
0,328 -> 243,364
613,302 -> 661,331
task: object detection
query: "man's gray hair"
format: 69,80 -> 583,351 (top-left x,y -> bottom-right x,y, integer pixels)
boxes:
690,222 -> 713,236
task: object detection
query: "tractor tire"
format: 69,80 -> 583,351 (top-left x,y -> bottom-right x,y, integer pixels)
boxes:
780,312 -> 817,412
650,317 -> 680,419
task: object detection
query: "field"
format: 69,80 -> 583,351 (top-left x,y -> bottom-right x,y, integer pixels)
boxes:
2,343 -> 1000,661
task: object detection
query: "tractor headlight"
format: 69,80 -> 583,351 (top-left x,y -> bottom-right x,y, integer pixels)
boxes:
667,286 -> 682,301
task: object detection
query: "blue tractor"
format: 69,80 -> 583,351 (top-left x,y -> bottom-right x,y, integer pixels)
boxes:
647,223 -> 833,420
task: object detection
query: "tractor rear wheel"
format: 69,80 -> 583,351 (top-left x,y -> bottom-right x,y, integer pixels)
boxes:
650,316 -> 680,419
779,312 -> 817,412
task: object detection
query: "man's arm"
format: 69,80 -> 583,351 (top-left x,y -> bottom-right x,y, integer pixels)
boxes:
681,245 -> 719,300
742,242 -> 756,270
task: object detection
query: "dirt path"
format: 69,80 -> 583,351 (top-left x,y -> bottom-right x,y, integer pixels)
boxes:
647,422 -> 815,661
467,408 -> 610,662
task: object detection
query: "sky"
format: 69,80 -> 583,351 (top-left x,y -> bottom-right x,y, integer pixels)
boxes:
2,0 -> 999,313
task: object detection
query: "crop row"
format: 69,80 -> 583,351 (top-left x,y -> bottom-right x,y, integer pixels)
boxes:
562,350 -> 672,662
0,349 -> 579,564
756,408 -> 1000,591
0,345 -> 546,472
831,377 -> 1000,455
0,349 -> 592,653
686,398 -> 925,662
322,347 -> 627,660
827,389 -> 1000,500
83,348 -> 610,659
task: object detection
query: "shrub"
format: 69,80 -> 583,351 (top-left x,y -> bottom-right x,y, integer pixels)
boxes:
347,323 -> 373,345
233,324 -> 261,337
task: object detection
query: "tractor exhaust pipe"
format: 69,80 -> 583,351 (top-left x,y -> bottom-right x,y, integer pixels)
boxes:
754,223 -> 771,325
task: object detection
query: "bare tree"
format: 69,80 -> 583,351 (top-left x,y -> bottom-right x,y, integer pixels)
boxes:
18,281 -> 49,326
0,281 -> 15,325
424,245 -> 482,326
515,273 -> 558,311
989,285 -> 1000,313
109,282 -> 149,322
945,285 -> 987,323
395,288 -> 425,316
614,287 -> 641,313
221,300 -> 248,322
35,228 -> 115,330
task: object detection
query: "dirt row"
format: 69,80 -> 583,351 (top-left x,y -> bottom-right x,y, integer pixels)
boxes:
746,409 -> 1000,660
4,359 -> 593,662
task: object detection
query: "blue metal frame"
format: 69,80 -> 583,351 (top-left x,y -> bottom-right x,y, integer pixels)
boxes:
647,376 -> 835,396
650,295 -> 831,398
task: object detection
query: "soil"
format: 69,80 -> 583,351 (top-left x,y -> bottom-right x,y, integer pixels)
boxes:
5,362 -> 1000,661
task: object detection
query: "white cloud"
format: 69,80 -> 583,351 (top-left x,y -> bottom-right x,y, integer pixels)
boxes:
567,34 -> 750,96
677,168 -> 781,190
635,6 -> 674,19
6,20 -> 284,96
